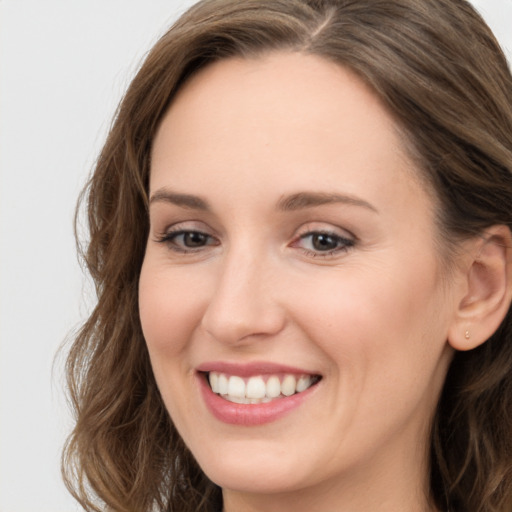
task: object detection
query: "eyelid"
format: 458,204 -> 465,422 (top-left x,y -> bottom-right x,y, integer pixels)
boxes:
153,219 -> 215,238
153,221 -> 219,253
294,222 -> 356,241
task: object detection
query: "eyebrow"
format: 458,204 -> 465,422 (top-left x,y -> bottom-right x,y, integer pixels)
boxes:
149,188 -> 377,213
149,189 -> 211,210
277,192 -> 378,213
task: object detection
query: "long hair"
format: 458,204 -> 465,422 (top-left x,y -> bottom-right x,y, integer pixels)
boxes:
62,1 -> 512,511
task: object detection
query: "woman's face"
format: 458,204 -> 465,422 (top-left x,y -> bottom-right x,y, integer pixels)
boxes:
139,53 -> 459,504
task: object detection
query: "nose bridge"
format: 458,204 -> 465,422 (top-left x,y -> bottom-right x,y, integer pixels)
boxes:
201,239 -> 284,345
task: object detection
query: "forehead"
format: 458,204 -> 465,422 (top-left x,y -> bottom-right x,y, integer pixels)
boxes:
154,52 -> 399,159
150,52 -> 431,221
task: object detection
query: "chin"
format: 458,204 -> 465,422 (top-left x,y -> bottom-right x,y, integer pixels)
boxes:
206,463 -> 306,495
194,442 -> 313,494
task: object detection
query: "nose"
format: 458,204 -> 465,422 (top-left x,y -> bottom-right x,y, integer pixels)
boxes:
200,249 -> 286,346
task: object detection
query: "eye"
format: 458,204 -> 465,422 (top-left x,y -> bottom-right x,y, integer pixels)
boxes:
305,233 -> 343,251
156,229 -> 218,253
176,231 -> 210,248
292,230 -> 355,257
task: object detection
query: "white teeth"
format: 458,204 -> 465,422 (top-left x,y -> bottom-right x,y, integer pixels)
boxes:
281,374 -> 296,396
266,376 -> 281,398
209,372 -> 219,393
218,373 -> 229,395
207,371 -> 318,402
224,396 -> 269,405
296,375 -> 312,393
246,376 -> 266,399
225,395 -> 248,404
228,375 -> 245,398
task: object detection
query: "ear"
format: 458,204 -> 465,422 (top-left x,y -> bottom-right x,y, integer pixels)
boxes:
448,225 -> 512,351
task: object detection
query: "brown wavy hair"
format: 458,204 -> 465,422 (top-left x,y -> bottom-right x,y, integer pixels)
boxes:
62,1 -> 512,511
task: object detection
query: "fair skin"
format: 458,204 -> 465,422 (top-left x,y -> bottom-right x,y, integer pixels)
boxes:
139,52 -> 510,511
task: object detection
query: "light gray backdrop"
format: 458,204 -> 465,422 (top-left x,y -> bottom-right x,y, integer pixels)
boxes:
0,1 -> 510,511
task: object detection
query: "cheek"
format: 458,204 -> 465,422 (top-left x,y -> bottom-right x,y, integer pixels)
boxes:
292,258 -> 449,373
138,261 -> 205,357
138,261 -> 209,430
294,263 -> 451,438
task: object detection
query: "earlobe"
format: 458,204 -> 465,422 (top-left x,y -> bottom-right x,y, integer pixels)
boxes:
448,225 -> 512,351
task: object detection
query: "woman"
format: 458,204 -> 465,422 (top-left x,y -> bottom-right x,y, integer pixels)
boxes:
62,0 -> 512,511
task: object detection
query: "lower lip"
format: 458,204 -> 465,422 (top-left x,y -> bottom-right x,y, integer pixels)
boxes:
198,374 -> 318,426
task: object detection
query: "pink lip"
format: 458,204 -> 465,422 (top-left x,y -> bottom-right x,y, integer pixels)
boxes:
196,362 -> 321,426
196,360 -> 317,377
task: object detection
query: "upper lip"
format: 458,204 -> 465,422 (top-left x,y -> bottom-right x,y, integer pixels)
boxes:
196,361 -> 320,377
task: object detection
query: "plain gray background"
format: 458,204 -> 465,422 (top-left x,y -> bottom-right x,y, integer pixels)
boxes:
0,1 -> 510,510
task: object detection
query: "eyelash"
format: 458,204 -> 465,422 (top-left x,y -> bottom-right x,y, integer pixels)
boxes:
155,228 -> 355,258
155,229 -> 219,253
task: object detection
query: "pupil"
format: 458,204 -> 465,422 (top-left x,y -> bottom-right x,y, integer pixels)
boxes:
185,232 -> 207,247
313,234 -> 337,251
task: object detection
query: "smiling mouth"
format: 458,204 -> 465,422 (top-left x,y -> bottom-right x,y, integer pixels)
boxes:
205,371 -> 322,404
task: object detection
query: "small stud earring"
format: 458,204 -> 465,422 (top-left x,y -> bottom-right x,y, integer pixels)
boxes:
465,330 -> 470,340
